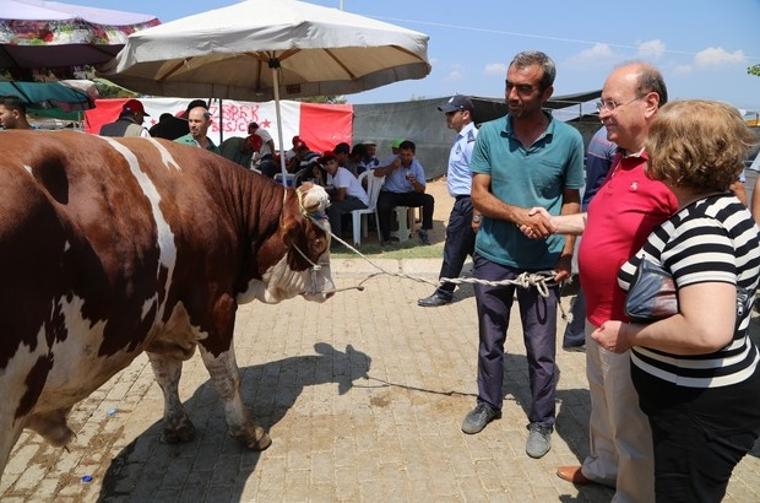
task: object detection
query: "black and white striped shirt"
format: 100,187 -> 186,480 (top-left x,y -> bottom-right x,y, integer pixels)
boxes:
619,194 -> 760,388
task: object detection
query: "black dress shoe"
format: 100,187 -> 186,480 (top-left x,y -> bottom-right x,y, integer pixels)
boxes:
417,293 -> 451,307
462,402 -> 501,434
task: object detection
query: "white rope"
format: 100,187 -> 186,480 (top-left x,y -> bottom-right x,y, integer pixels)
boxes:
292,208 -> 566,317
325,227 -> 560,300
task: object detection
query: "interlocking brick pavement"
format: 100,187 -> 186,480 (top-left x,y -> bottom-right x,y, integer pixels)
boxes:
3,258 -> 760,502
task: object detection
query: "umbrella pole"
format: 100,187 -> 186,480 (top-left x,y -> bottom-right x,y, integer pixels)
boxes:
218,98 -> 224,145
271,61 -> 288,187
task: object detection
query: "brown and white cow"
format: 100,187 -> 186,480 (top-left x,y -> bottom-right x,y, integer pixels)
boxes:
0,131 -> 334,480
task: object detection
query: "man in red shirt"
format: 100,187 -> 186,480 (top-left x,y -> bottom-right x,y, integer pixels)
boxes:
523,62 -> 678,501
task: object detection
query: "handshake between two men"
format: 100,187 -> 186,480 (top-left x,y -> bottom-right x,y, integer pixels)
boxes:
514,206 -> 588,284
517,206 -> 556,239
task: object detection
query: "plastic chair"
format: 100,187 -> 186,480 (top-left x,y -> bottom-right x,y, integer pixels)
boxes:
351,171 -> 385,246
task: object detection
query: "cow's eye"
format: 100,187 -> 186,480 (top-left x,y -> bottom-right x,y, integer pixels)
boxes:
311,238 -> 324,253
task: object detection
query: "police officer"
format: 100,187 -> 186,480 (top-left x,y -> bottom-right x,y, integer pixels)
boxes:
418,94 -> 479,306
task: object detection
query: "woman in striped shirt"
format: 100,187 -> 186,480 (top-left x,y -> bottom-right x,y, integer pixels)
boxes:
592,100 -> 760,502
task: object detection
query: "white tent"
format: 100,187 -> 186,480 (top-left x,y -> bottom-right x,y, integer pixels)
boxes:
101,0 -> 431,181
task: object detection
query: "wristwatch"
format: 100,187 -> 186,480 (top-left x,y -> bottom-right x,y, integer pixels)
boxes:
472,214 -> 482,223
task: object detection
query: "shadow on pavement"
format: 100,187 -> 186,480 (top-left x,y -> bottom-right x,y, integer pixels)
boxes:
97,343 -> 371,502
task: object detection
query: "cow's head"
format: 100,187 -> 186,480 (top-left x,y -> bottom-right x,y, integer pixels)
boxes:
239,183 -> 335,304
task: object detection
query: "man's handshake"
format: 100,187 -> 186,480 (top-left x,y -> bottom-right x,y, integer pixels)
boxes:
518,207 -> 556,239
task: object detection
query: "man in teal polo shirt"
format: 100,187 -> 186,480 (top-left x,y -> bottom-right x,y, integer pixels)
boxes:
461,51 -> 584,460
174,106 -> 220,154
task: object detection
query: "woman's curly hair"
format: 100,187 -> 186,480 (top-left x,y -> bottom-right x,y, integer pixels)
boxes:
646,100 -> 756,192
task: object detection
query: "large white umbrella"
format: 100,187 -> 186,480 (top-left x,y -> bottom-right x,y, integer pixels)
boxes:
101,0 -> 430,182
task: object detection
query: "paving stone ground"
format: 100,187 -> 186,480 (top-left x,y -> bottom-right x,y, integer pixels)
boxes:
3,259 -> 760,502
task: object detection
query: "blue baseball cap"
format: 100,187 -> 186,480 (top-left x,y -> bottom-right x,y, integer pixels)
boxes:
438,94 -> 473,113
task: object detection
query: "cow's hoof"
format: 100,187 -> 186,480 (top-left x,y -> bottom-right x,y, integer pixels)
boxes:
162,421 -> 196,444
235,425 -> 271,451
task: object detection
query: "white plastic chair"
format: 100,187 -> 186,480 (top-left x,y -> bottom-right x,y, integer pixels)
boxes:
351,171 -> 385,246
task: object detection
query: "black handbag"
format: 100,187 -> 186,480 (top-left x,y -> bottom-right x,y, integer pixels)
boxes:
625,258 -> 678,323
625,257 -> 753,324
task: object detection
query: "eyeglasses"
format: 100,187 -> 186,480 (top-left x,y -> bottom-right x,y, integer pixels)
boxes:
595,96 -> 642,113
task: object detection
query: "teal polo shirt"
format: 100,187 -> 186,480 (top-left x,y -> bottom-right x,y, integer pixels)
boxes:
174,133 -> 221,154
470,113 -> 584,269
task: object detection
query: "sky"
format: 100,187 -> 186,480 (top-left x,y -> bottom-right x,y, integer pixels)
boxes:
75,0 -> 760,111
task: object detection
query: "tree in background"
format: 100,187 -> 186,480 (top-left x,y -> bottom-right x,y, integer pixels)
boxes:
749,64 -> 760,77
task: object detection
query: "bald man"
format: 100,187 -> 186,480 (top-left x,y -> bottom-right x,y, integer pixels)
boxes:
174,106 -> 220,154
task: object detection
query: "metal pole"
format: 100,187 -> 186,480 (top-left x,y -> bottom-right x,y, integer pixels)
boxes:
218,98 -> 224,145
270,59 -> 289,187
339,0 -> 344,9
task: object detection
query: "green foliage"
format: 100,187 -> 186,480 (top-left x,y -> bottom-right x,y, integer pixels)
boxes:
748,64 -> 760,77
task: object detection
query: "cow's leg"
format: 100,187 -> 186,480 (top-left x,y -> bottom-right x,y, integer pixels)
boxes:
0,420 -> 23,483
198,344 -> 271,451
147,352 -> 195,443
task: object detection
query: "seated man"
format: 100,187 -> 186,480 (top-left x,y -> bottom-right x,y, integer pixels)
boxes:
379,138 -> 404,167
361,140 -> 380,171
321,153 -> 368,237
248,121 -> 277,176
374,140 -> 434,244
334,142 -> 351,169
285,135 -> 305,163
346,143 -> 367,177
287,143 -> 319,174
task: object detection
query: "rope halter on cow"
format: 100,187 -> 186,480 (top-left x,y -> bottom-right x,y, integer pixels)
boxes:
289,184 -> 331,296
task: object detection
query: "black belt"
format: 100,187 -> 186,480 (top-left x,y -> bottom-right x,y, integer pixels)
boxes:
455,194 -> 471,201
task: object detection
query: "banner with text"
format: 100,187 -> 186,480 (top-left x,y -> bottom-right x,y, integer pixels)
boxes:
84,98 -> 353,154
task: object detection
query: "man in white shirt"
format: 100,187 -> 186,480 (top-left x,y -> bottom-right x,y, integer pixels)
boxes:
248,122 -> 275,160
321,152 -> 369,237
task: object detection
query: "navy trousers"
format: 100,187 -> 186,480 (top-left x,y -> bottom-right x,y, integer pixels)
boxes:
436,196 -> 476,299
562,288 -> 587,347
473,253 -> 559,427
376,191 -> 434,241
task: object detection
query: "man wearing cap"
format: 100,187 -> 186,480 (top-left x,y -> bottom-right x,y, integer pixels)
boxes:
174,106 -> 220,154
378,138 -> 404,167
249,122 -> 275,160
100,99 -> 151,137
220,132 -> 260,169
418,95 -> 479,307
285,135 -> 304,163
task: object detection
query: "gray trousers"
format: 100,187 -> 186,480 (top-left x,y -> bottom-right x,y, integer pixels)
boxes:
473,253 -> 559,427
